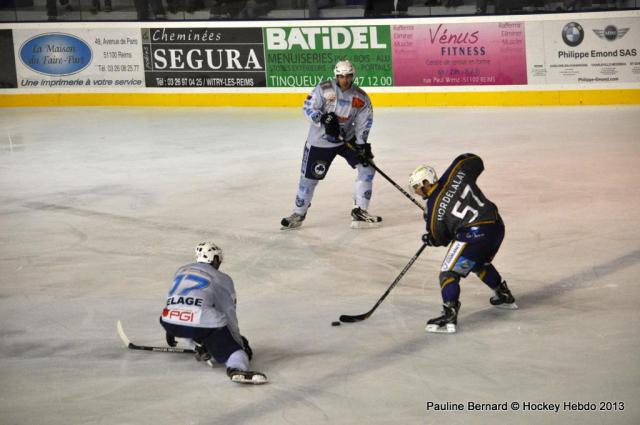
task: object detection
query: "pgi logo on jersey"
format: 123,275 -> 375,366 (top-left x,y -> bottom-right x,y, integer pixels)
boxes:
162,307 -> 200,323
562,22 -> 584,47
593,25 -> 629,42
19,33 -> 92,76
312,160 -> 328,179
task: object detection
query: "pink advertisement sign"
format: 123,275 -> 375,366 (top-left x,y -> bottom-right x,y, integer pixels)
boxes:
393,22 -> 527,86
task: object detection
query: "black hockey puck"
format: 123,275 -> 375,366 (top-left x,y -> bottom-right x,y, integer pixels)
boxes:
331,321 -> 341,326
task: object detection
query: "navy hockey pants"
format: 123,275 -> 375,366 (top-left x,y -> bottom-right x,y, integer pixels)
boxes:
161,319 -> 244,363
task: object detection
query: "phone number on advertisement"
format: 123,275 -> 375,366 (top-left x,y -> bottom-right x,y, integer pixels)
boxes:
353,76 -> 393,86
96,64 -> 140,72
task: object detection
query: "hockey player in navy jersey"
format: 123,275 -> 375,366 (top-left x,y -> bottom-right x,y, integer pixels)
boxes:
409,153 -> 517,334
281,59 -> 382,230
160,242 -> 267,384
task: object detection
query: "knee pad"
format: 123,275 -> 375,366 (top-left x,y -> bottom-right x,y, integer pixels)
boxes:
226,349 -> 249,371
473,265 -> 488,279
439,271 -> 461,289
356,163 -> 375,183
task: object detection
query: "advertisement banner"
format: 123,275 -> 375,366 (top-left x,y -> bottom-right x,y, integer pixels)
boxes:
526,17 -> 640,84
141,27 -> 266,88
392,22 -> 527,86
263,25 -> 393,88
13,29 -> 144,91
0,29 -> 17,89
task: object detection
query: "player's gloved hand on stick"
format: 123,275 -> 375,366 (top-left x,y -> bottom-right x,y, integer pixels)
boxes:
422,233 -> 436,246
241,335 -> 253,360
166,332 -> 177,347
355,142 -> 374,166
193,340 -> 212,362
321,112 -> 340,142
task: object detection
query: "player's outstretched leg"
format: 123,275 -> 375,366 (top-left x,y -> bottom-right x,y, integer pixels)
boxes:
350,207 -> 382,229
225,349 -> 267,384
426,301 -> 460,333
490,281 -> 518,309
226,367 -> 268,385
281,212 -> 306,230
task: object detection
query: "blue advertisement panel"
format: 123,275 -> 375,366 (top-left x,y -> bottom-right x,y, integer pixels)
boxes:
13,28 -> 144,91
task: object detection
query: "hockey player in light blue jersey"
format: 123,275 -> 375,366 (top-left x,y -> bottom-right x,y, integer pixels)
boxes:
160,242 -> 267,384
281,59 -> 382,230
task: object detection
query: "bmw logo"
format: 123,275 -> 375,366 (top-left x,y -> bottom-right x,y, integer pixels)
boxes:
562,22 -> 584,47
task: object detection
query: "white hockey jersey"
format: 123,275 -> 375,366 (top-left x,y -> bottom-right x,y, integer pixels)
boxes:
161,262 -> 242,345
303,79 -> 373,149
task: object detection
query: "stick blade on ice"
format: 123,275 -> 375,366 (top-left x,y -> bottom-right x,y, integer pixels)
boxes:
339,314 -> 368,323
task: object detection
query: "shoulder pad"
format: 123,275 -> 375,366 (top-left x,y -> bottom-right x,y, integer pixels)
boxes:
319,80 -> 333,90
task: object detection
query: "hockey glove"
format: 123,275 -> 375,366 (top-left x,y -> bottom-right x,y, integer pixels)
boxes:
355,143 -> 374,166
165,332 -> 177,347
320,112 -> 340,142
241,335 -> 253,361
422,232 -> 436,246
193,341 -> 212,362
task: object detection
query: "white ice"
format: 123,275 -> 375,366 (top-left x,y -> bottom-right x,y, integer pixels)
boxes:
1,105 -> 639,425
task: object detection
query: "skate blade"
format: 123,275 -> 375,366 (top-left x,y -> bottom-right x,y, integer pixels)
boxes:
425,323 -> 457,333
231,374 -> 268,385
350,221 -> 382,229
494,302 -> 518,310
281,225 -> 301,230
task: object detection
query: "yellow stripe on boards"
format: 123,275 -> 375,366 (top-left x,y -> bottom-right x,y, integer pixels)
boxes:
1,89 -> 639,108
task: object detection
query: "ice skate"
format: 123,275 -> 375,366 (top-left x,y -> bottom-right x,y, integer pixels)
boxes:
490,281 -> 518,309
350,207 -> 382,229
227,368 -> 268,385
280,212 -> 305,230
426,301 -> 460,333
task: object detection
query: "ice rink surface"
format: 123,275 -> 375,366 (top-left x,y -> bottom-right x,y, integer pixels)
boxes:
1,105 -> 639,425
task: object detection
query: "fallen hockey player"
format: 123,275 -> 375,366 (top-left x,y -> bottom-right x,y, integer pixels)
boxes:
160,242 -> 267,384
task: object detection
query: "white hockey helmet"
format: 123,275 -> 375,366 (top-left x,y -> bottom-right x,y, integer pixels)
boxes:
195,242 -> 223,265
409,165 -> 438,189
334,60 -> 355,78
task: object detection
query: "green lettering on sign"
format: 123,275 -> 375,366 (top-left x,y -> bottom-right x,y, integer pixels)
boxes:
263,26 -> 393,88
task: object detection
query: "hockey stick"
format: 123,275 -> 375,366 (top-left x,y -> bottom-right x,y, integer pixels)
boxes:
339,243 -> 428,323
116,320 -> 195,353
343,140 -> 425,211
369,161 -> 425,211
